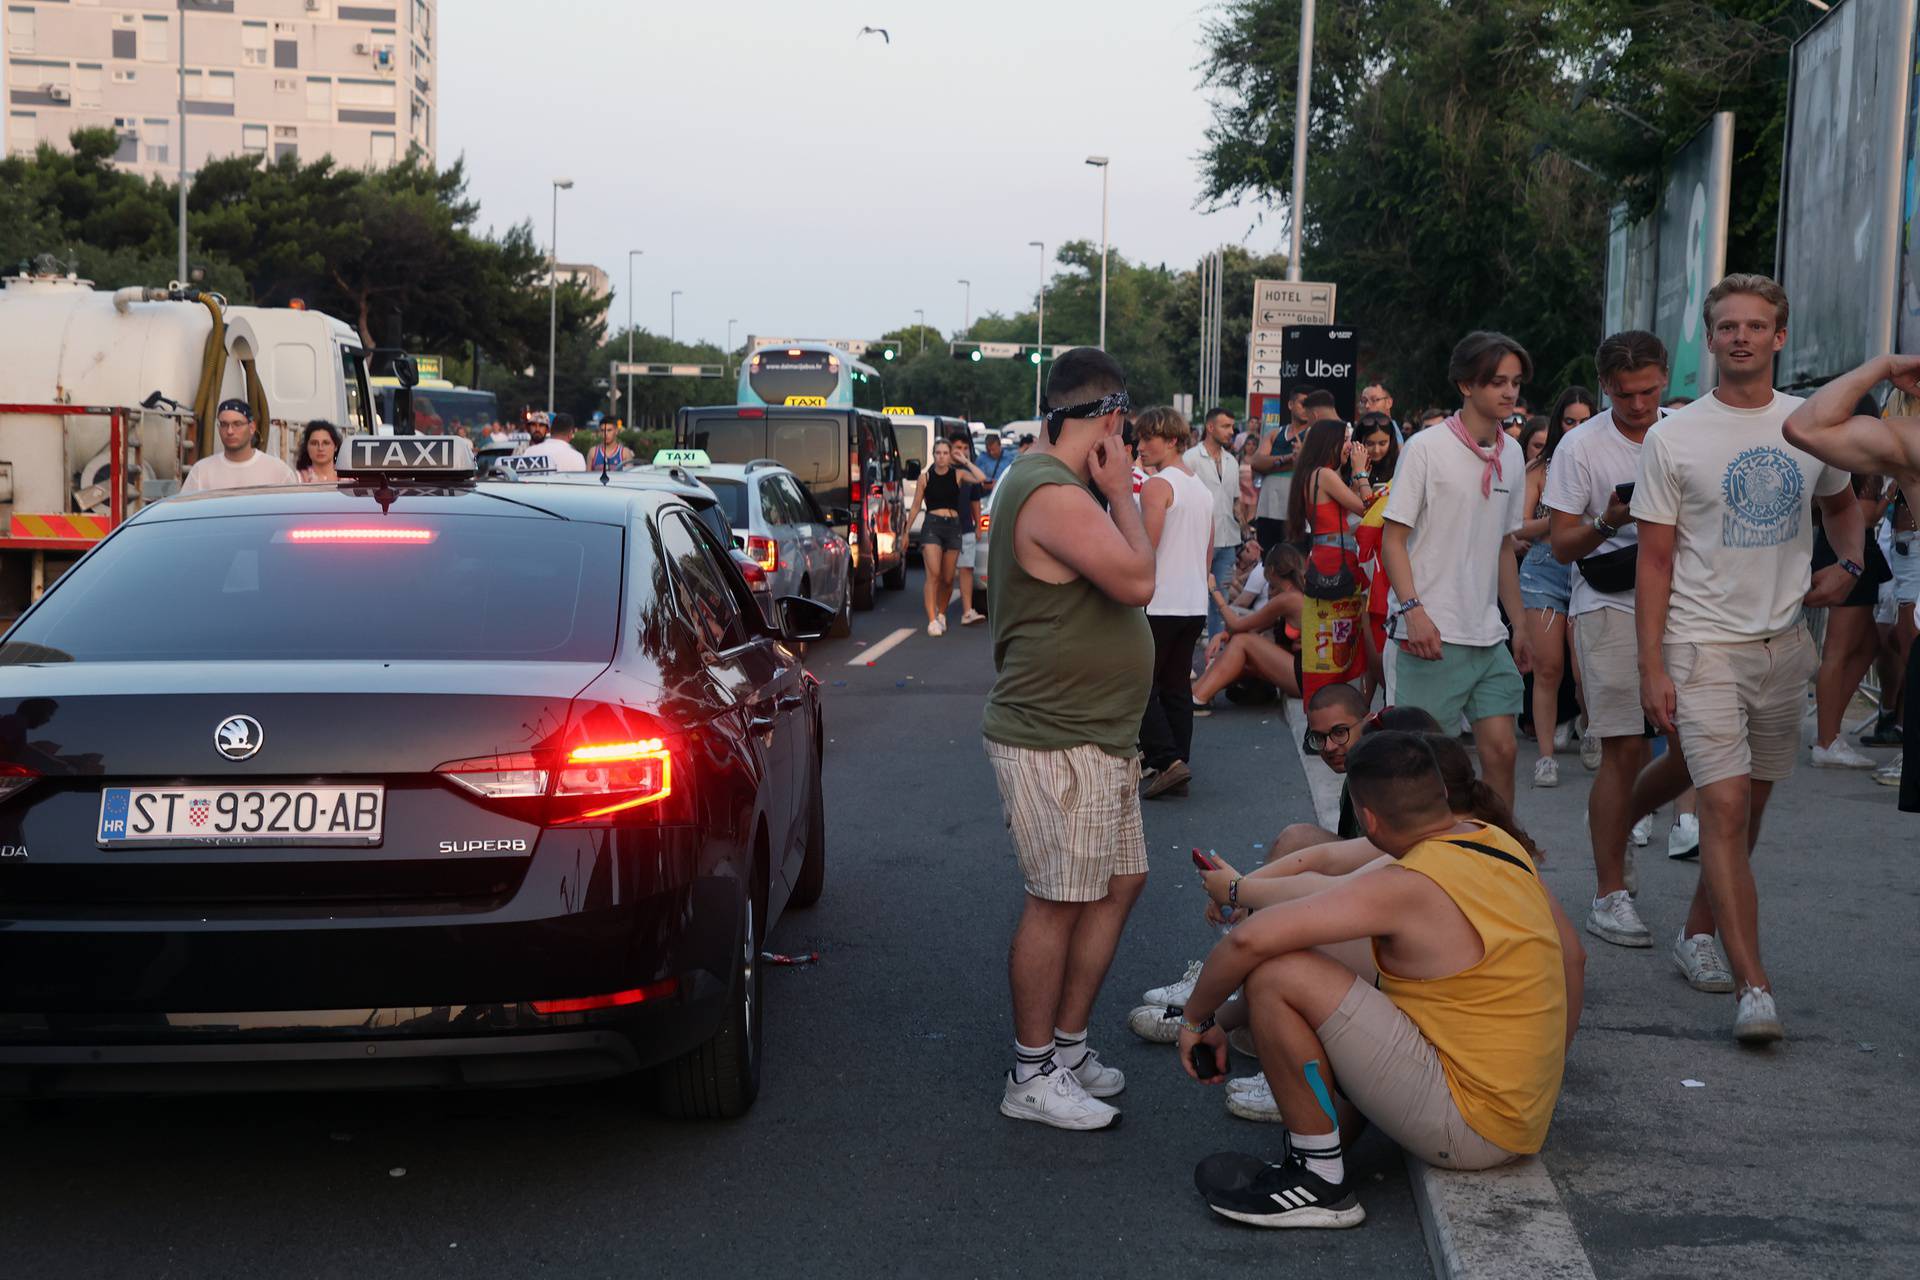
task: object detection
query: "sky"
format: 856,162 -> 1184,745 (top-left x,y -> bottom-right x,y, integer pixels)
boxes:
439,0 -> 1277,351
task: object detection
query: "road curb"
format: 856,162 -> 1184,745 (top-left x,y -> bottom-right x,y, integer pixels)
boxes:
1407,1154 -> 1596,1280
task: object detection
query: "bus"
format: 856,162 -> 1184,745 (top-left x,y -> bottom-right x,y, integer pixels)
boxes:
370,377 -> 499,434
737,342 -> 885,411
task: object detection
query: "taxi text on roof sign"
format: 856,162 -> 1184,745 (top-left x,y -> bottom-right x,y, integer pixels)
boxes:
783,396 -> 829,407
882,406 -> 916,416
654,449 -> 711,467
342,434 -> 475,475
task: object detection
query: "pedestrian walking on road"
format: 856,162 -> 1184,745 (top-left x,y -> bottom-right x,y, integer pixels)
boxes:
1515,390 -> 1595,787
904,437 -> 969,635
1635,274 -> 1867,1045
1380,332 -> 1533,807
983,347 -> 1156,1131
1136,407 -> 1213,800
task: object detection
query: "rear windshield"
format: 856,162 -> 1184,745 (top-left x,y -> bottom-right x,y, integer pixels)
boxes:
748,350 -> 840,405
700,478 -> 749,532
685,415 -> 844,490
0,513 -> 624,664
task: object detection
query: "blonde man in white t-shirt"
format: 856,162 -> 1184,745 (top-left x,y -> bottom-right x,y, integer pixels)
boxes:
1382,332 -> 1533,808
1138,408 -> 1214,799
1632,275 -> 1865,1046
178,400 -> 299,494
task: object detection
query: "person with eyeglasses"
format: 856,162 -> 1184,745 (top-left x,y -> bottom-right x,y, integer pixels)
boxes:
179,399 -> 298,494
1359,383 -> 1395,422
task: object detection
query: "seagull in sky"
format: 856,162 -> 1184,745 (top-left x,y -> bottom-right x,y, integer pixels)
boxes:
857,26 -> 890,44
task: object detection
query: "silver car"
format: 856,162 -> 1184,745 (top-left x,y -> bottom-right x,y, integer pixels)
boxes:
666,457 -> 853,638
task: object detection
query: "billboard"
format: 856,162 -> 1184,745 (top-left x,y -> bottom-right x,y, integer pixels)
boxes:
1276,326 -> 1359,421
1776,0 -> 1917,387
1653,114 -> 1734,400
1603,203 -> 1657,337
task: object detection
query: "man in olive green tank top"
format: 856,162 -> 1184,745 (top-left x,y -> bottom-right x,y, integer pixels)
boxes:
984,348 -> 1158,1132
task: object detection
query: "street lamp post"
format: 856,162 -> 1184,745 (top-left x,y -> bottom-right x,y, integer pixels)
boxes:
957,279 -> 971,333
727,318 -> 738,377
670,291 -> 683,343
546,177 -> 573,416
1085,156 -> 1109,349
914,308 -> 925,354
625,249 -> 642,427
1287,0 -> 1315,282
1029,240 -> 1046,416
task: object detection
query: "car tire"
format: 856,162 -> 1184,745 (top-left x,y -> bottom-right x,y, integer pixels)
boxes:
828,583 -> 852,638
881,549 -> 906,591
789,745 -> 826,908
850,558 -> 875,611
656,869 -> 764,1119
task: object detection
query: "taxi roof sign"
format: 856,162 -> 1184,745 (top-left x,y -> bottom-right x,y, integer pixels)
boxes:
341,434 -> 477,478
653,449 -> 711,467
882,405 -> 916,416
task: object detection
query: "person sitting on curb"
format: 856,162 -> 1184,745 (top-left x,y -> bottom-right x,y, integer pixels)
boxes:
1177,731 -> 1581,1230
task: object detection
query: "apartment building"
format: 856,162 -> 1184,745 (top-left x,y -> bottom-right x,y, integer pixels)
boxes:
4,0 -> 435,176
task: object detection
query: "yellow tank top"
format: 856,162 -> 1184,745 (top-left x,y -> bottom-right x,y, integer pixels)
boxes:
1373,823 -> 1567,1154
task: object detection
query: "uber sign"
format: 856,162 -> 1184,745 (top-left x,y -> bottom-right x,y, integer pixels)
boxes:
343,435 -> 464,473
1277,326 -> 1360,421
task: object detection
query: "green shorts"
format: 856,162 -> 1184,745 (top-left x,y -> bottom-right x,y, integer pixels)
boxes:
1392,641 -> 1523,728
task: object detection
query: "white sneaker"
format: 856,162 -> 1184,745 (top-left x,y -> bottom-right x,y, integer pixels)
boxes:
1533,756 -> 1559,788
1127,1003 -> 1181,1044
961,609 -> 986,626
1001,1065 -> 1121,1130
926,618 -> 943,636
1812,737 -> 1875,769
1630,815 -> 1652,848
1733,986 -> 1785,1045
1585,890 -> 1652,947
1579,718 -> 1602,771
1143,960 -> 1203,1008
1667,813 -> 1700,859
1671,932 -> 1735,993
1875,753 -> 1904,786
1227,1071 -> 1267,1096
1552,720 -> 1574,751
1225,1076 -> 1286,1123
1056,1045 -> 1125,1098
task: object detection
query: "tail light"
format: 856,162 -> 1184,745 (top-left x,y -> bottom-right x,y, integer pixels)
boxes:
530,978 -> 680,1016
848,446 -> 861,504
745,534 -> 779,572
737,407 -> 765,418
285,527 -> 437,544
437,725 -> 683,827
978,511 -> 991,535
733,552 -> 768,587
0,763 -> 38,803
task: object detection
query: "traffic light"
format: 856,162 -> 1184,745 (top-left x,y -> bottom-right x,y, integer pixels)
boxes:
971,349 -> 983,362
882,347 -> 895,361
1029,350 -> 1042,365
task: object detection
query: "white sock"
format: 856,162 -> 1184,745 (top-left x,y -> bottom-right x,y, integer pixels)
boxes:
1012,1039 -> 1055,1084
1053,1027 -> 1089,1071
1291,1127 -> 1344,1185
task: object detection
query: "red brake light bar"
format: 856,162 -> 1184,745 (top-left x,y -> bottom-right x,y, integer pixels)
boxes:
287,527 -> 437,544
737,407 -> 765,419
530,977 -> 679,1016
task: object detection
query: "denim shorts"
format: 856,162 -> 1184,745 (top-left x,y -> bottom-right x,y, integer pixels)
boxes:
1518,542 -> 1571,613
921,513 -> 964,552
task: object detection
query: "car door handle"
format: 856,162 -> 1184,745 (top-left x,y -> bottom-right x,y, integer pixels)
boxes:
775,693 -> 806,712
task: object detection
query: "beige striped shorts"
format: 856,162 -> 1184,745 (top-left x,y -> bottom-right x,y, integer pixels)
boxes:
984,738 -> 1149,902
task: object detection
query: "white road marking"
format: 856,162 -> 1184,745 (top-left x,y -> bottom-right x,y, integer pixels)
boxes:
847,627 -> 915,666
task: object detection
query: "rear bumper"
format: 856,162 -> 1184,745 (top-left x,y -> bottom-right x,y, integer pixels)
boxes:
0,995 -> 724,1096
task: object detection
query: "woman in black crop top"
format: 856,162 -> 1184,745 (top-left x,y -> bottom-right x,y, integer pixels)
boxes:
903,437 -> 984,635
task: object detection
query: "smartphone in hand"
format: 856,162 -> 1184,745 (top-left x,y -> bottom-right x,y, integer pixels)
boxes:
1191,847 -> 1221,872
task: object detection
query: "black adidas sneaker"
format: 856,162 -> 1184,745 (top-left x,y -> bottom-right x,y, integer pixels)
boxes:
1193,1151 -> 1366,1229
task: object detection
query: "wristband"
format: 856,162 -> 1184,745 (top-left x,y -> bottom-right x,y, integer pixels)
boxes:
1392,597 -> 1422,620
1594,518 -> 1618,539
1841,558 -> 1864,578
1177,1012 -> 1215,1036
1227,876 -> 1243,912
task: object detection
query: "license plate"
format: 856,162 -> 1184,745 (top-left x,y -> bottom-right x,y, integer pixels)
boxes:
97,786 -> 385,847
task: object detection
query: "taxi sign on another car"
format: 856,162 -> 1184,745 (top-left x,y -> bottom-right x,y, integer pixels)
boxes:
654,449 -> 712,467
340,434 -> 477,478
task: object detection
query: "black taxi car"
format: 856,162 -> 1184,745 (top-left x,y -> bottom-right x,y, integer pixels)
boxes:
0,436 -> 829,1115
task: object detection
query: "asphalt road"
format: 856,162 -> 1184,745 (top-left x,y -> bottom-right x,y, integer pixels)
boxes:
0,575 -> 1432,1279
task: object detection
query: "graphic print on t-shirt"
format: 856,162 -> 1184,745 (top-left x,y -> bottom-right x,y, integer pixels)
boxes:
1721,446 -> 1805,549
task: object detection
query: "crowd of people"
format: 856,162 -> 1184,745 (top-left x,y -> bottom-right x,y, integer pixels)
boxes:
979,274 -> 1919,1233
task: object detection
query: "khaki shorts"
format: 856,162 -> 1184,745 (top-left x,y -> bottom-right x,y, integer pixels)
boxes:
984,738 -> 1148,902
1573,607 -> 1644,739
1664,626 -> 1817,789
1316,978 -> 1521,1172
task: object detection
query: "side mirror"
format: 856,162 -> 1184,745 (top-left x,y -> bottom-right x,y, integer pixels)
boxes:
823,506 -> 854,525
903,459 -> 922,481
774,594 -> 836,643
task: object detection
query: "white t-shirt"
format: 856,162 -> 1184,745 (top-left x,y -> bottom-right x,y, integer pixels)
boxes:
1382,425 -> 1527,647
1631,390 -> 1850,643
520,438 -> 587,473
1542,409 -> 1649,617
1182,442 -> 1242,548
1145,467 -> 1213,617
1241,563 -> 1271,610
178,450 -> 299,494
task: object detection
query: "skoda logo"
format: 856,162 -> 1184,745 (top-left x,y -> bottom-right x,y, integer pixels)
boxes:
215,715 -> 263,761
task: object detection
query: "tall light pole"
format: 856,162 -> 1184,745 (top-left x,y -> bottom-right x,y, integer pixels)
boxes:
1085,156 -> 1110,349
914,308 -> 925,354
1287,0 -> 1315,281
546,177 -> 573,416
670,290 -> 683,343
1030,240 -> 1046,416
625,249 -> 642,427
726,318 -> 738,377
957,279 -> 971,333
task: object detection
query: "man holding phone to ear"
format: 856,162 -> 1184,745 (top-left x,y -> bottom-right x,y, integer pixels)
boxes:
984,347 -> 1157,1130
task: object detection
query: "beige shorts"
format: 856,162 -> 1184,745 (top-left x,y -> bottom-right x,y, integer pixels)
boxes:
984,738 -> 1148,902
1573,607 -> 1644,739
1316,977 -> 1521,1171
1664,626 -> 1817,789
